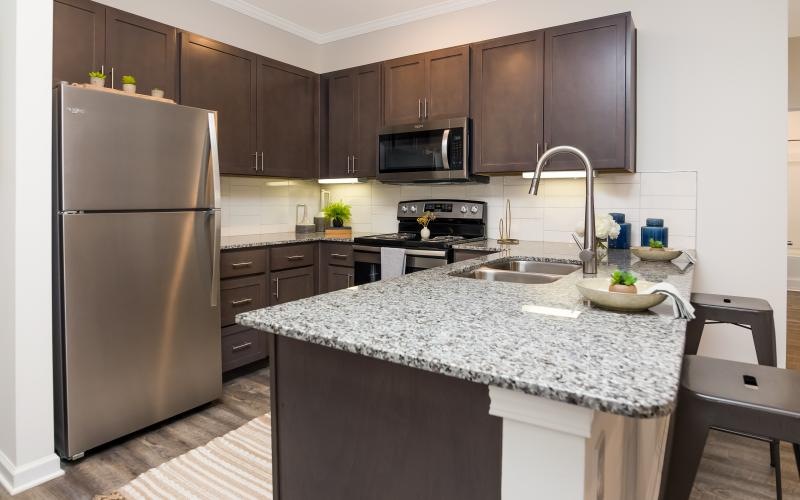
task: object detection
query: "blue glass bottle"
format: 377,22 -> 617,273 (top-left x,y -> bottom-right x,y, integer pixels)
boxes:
641,218 -> 669,247
607,213 -> 631,249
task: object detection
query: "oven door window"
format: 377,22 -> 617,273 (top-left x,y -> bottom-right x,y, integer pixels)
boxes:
379,128 -> 464,173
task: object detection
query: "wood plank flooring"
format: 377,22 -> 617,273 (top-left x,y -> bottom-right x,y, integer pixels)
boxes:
0,365 -> 269,500
787,291 -> 800,370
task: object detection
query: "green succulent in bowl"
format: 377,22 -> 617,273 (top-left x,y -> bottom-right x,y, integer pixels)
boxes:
608,270 -> 638,294
649,238 -> 665,249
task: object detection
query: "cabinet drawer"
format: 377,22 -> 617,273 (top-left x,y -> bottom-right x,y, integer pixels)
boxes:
221,325 -> 267,372
324,243 -> 354,267
220,275 -> 267,326
221,248 -> 268,278
271,243 -> 315,271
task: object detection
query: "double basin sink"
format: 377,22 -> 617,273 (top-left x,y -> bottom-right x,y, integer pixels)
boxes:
453,259 -> 581,284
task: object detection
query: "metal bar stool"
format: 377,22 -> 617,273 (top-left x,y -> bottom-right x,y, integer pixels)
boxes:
661,356 -> 800,500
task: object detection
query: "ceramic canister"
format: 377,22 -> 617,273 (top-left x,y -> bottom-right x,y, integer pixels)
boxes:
607,212 -> 631,249
641,218 -> 669,247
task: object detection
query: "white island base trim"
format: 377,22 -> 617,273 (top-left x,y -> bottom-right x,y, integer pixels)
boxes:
489,387 -> 670,500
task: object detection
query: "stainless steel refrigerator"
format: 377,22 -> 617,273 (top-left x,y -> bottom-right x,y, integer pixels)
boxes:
53,83 -> 222,459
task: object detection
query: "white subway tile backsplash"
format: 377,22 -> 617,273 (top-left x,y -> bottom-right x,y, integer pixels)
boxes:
223,170 -> 698,249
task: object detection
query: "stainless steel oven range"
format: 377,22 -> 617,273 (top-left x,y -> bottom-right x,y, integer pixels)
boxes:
353,199 -> 487,285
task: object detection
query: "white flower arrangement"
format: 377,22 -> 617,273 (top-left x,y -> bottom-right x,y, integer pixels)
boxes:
575,213 -> 621,241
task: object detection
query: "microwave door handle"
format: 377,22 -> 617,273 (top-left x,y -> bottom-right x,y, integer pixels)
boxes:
441,129 -> 451,170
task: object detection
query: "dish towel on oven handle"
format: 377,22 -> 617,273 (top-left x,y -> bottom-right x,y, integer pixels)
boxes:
380,247 -> 407,279
641,282 -> 696,320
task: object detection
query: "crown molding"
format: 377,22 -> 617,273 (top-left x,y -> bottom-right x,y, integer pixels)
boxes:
209,0 -> 498,44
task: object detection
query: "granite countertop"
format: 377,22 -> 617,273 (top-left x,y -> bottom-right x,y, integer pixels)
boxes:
237,241 -> 696,418
221,231 -> 368,250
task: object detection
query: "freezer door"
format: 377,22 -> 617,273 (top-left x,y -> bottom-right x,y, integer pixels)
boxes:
59,211 -> 221,457
58,84 -> 217,211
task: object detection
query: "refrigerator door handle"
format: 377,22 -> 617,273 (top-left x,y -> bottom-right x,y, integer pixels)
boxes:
207,112 -> 221,209
210,209 -> 221,308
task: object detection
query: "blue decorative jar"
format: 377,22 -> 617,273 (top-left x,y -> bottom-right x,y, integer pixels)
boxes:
607,212 -> 631,249
641,218 -> 669,247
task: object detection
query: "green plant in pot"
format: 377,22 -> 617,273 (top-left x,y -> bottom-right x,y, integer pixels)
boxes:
121,75 -> 137,94
323,201 -> 352,228
88,71 -> 106,87
649,238 -> 665,250
608,270 -> 638,294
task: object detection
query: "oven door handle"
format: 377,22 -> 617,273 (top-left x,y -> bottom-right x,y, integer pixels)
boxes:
353,245 -> 447,258
441,128 -> 451,170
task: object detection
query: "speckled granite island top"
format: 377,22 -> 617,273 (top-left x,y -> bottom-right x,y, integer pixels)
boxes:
237,241 -> 696,418
221,231 -> 368,250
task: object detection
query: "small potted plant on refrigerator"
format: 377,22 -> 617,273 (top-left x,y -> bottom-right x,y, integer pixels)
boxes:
88,71 -> 106,87
121,75 -> 137,93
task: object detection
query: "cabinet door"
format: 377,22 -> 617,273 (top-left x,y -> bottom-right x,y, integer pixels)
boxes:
271,267 -> 315,305
105,8 -> 177,98
327,70 -> 355,178
471,32 -> 544,173
53,0 -> 105,86
258,58 -> 317,178
180,33 -> 258,175
425,46 -> 469,121
383,54 -> 426,125
327,265 -> 353,293
353,64 -> 381,178
544,14 -> 633,171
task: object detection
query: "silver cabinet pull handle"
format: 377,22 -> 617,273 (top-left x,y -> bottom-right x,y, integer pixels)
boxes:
536,143 -> 540,162
231,298 -> 253,306
110,67 -> 115,89
286,255 -> 305,261
231,261 -> 253,268
346,155 -> 351,174
418,98 -> 422,119
424,98 -> 428,119
347,274 -> 352,287
331,253 -> 348,259
260,151 -> 265,172
273,278 -> 280,299
232,342 -> 253,352
352,156 -> 358,173
251,152 -> 259,171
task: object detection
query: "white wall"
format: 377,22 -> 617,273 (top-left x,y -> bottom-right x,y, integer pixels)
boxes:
98,0 -> 319,72
319,0 -> 789,365
0,0 -> 64,494
324,173 -> 697,250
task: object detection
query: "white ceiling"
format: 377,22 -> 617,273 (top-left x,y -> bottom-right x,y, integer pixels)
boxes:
210,0 -> 497,44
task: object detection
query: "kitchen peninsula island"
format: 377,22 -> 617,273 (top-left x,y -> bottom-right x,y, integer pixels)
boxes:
237,242 -> 695,500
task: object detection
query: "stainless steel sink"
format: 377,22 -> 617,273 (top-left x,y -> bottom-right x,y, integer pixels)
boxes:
453,259 -> 581,284
482,260 -> 581,275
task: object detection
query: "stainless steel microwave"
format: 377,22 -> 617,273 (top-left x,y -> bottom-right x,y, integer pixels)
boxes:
378,117 -> 484,183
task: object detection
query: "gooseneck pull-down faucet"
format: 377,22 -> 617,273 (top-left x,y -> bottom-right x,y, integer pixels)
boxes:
528,145 -> 598,275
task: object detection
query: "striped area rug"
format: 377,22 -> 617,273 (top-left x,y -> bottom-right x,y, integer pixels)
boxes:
111,414 -> 272,500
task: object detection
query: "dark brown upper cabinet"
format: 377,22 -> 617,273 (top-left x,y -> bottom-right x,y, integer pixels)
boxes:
471,31 -> 544,174
105,9 -> 177,98
52,2 -> 177,99
543,13 -> 635,172
180,33 -> 259,175
257,58 -> 318,178
53,0 -> 105,86
324,64 -> 381,178
383,46 -> 469,125
471,13 -> 635,174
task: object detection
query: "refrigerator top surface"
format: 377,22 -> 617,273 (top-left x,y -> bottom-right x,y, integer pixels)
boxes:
57,84 -> 219,212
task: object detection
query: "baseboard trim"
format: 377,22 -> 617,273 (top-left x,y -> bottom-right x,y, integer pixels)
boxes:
0,449 -> 63,496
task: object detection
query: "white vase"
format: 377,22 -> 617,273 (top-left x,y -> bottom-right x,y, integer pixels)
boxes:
420,227 -> 430,240
122,83 -> 136,94
90,77 -> 105,87
151,88 -> 164,98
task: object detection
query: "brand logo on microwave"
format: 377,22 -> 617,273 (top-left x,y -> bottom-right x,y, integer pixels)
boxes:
413,124 -> 423,129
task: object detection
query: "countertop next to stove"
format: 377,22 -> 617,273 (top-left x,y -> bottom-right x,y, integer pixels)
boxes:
221,232 -> 370,250
237,241 -> 696,418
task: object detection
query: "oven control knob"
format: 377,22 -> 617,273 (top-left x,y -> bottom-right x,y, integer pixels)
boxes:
470,206 -> 479,214
410,206 -> 417,213
401,205 -> 408,213
460,205 -> 467,214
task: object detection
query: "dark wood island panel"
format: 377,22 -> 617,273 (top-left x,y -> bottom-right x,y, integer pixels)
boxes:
269,335 -> 502,500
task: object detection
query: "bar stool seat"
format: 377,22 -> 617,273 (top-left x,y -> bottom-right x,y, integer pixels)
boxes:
685,292 -> 776,367
662,356 -> 800,500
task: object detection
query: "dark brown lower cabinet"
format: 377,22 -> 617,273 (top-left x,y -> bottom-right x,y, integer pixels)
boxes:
221,324 -> 267,372
270,267 -> 315,305
453,248 -> 496,262
220,275 -> 267,326
326,266 -> 353,292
